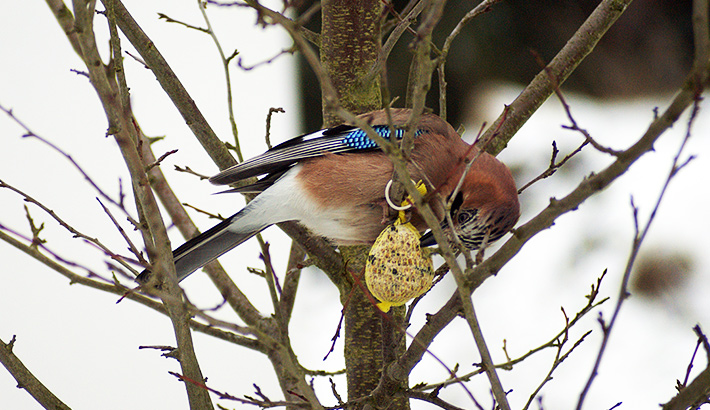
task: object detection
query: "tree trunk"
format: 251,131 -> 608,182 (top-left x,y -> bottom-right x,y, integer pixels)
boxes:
320,0 -> 382,126
320,2 -> 409,409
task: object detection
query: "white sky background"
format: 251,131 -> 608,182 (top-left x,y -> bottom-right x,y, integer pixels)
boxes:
1,2 -> 709,410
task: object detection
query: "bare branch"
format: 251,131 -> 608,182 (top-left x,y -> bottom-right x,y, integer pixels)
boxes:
437,0 -> 503,119
75,1 -> 214,406
407,389 -> 470,410
0,103 -> 139,226
0,227 -> 257,348
661,325 -> 710,410
196,0 -> 245,162
662,368 -> 710,410
0,179 -> 138,274
523,330 -> 592,410
174,165 -> 212,180
96,197 -> 147,266
517,140 -> 584,193
576,85 -> 704,410
146,149 -> 178,171
236,47 -> 296,71
157,12 -> 209,33
478,0 -> 635,155
108,0 -> 237,170
170,371 -> 312,408
264,107 -> 285,149
0,336 -> 71,410
529,49 -> 621,156
362,1 -> 427,86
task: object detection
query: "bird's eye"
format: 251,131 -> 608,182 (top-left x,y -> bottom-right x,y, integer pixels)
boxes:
455,208 -> 479,226
457,210 -> 474,225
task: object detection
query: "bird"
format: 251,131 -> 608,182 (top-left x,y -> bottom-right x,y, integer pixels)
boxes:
137,108 -> 520,283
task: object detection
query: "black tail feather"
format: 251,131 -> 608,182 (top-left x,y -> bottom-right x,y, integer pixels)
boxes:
136,215 -> 265,283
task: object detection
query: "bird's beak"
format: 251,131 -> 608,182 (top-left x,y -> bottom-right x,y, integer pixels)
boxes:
420,230 -> 437,247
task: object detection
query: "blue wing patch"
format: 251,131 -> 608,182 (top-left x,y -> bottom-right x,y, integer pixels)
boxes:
342,126 -> 420,150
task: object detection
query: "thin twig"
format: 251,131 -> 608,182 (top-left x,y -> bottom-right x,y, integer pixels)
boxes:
695,325 -> 710,363
157,12 -> 209,33
436,0 -> 503,119
407,389 -> 471,410
174,165 -> 212,180
523,324 -> 592,410
478,0 -> 635,156
237,47 -> 296,71
169,371 -> 311,408
576,87 -> 703,410
0,226 -> 258,348
416,270 -> 609,394
362,0 -> 427,85
146,148 -> 178,171
196,0 -> 244,162
96,197 -> 147,266
530,49 -> 621,156
517,140 -> 588,194
0,336 -> 72,410
0,178 -> 138,274
0,103 -> 139,227
264,107 -> 285,149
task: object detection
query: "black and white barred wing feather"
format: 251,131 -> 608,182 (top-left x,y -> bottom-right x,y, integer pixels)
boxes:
210,124 -> 412,186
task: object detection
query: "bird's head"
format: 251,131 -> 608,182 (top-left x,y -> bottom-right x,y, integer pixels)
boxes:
420,152 -> 520,251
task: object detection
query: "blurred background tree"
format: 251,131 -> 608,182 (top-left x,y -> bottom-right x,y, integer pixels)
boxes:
297,0 -> 693,132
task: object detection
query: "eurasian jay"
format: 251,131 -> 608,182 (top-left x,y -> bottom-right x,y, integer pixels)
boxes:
139,108 -> 520,283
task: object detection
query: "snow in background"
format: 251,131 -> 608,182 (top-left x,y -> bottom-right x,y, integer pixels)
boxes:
1,2 -> 709,409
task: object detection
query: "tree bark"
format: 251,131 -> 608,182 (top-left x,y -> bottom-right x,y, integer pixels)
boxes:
320,0 -> 383,125
320,2 -> 408,408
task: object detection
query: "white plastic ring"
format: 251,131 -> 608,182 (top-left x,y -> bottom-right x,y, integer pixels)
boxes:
384,179 -> 413,211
